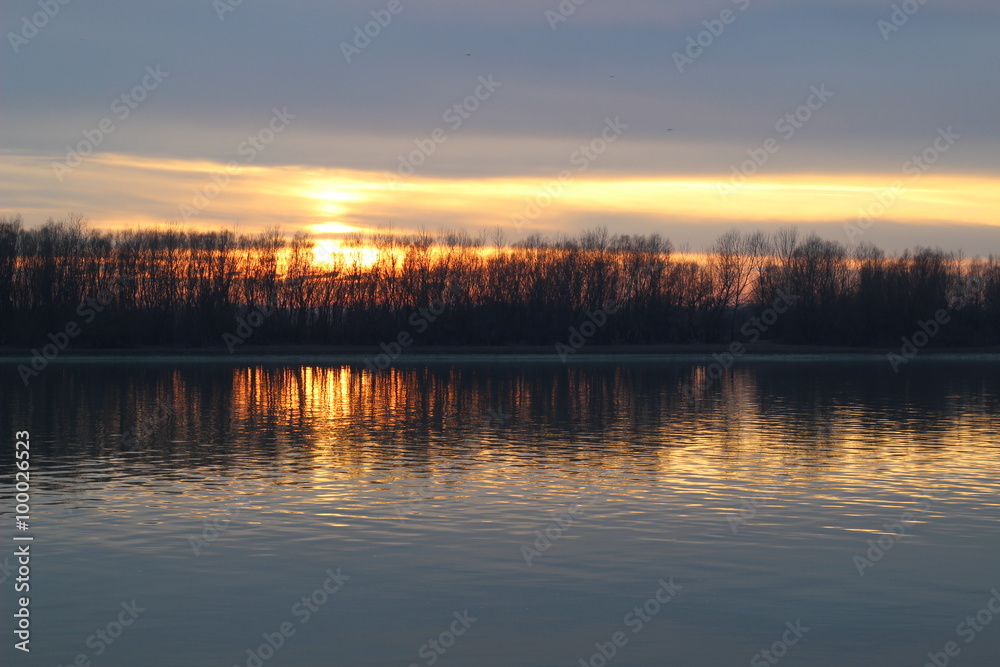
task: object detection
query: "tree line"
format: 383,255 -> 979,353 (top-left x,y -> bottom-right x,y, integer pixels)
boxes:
0,214 -> 997,349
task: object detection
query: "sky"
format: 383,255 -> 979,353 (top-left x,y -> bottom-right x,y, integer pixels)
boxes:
2,0 -> 999,254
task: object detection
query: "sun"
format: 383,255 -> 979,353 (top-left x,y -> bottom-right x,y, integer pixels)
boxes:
312,222 -> 361,235
312,239 -> 341,267
312,238 -> 381,269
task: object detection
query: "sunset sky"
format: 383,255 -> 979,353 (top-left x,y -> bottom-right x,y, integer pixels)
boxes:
2,0 -> 998,254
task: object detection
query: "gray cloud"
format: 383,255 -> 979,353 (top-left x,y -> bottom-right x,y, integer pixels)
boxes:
2,0 -> 998,250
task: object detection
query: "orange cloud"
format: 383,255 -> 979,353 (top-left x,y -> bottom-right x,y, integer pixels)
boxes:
2,151 -> 998,245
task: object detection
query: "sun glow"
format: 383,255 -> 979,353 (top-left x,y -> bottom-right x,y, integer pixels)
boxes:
5,152 -> 999,253
298,178 -> 382,267
312,239 -> 382,269
299,176 -> 374,221
311,222 -> 361,235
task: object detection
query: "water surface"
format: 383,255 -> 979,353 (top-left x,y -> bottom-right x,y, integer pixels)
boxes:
1,359 -> 998,666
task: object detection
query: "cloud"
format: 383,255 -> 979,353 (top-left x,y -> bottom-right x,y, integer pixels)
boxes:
2,0 -> 998,252
4,150 -> 999,255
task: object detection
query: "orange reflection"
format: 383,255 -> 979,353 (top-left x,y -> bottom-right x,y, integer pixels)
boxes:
215,363 -> 1000,489
15,362 -> 999,526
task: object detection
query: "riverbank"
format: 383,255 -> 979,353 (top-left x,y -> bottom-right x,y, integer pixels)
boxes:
1,342 -> 998,364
